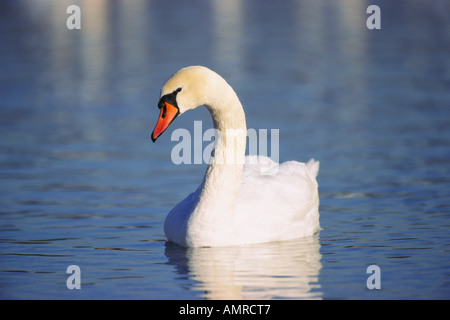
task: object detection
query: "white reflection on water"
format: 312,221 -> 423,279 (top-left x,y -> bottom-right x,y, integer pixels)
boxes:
212,0 -> 244,79
165,235 -> 321,299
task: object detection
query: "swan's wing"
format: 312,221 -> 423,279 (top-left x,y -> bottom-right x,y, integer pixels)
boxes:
243,155 -> 279,176
244,156 -> 319,178
236,156 -> 320,243
306,158 -> 320,178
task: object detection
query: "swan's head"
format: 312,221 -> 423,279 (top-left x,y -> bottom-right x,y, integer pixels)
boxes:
151,66 -> 227,142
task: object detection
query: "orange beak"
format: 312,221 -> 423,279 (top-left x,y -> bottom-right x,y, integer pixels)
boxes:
151,102 -> 179,142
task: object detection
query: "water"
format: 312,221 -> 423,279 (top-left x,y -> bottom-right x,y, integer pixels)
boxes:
1,0 -> 449,299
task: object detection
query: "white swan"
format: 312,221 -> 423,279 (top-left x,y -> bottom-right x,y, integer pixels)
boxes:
151,66 -> 320,247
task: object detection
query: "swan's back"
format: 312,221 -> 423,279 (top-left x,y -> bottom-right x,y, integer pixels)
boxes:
233,156 -> 320,245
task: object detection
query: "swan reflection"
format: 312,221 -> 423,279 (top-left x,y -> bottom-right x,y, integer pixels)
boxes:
165,235 -> 322,299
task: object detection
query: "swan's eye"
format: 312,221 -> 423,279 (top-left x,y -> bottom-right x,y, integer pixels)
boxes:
157,100 -> 168,118
157,88 -> 181,119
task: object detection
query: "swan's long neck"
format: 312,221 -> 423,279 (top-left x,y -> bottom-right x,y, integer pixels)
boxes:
187,84 -> 247,246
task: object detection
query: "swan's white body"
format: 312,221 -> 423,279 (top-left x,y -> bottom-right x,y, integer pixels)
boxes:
153,66 -> 320,247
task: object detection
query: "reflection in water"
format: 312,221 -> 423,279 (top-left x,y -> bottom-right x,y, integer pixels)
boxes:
212,0 -> 244,79
165,235 -> 322,299
79,0 -> 108,105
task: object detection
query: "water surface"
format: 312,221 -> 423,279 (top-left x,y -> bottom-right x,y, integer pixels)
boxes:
1,0 -> 449,299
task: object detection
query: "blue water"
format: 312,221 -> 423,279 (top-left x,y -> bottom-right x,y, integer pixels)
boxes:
1,0 -> 449,299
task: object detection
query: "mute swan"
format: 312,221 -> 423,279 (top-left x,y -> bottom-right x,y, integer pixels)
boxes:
151,66 -> 320,247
